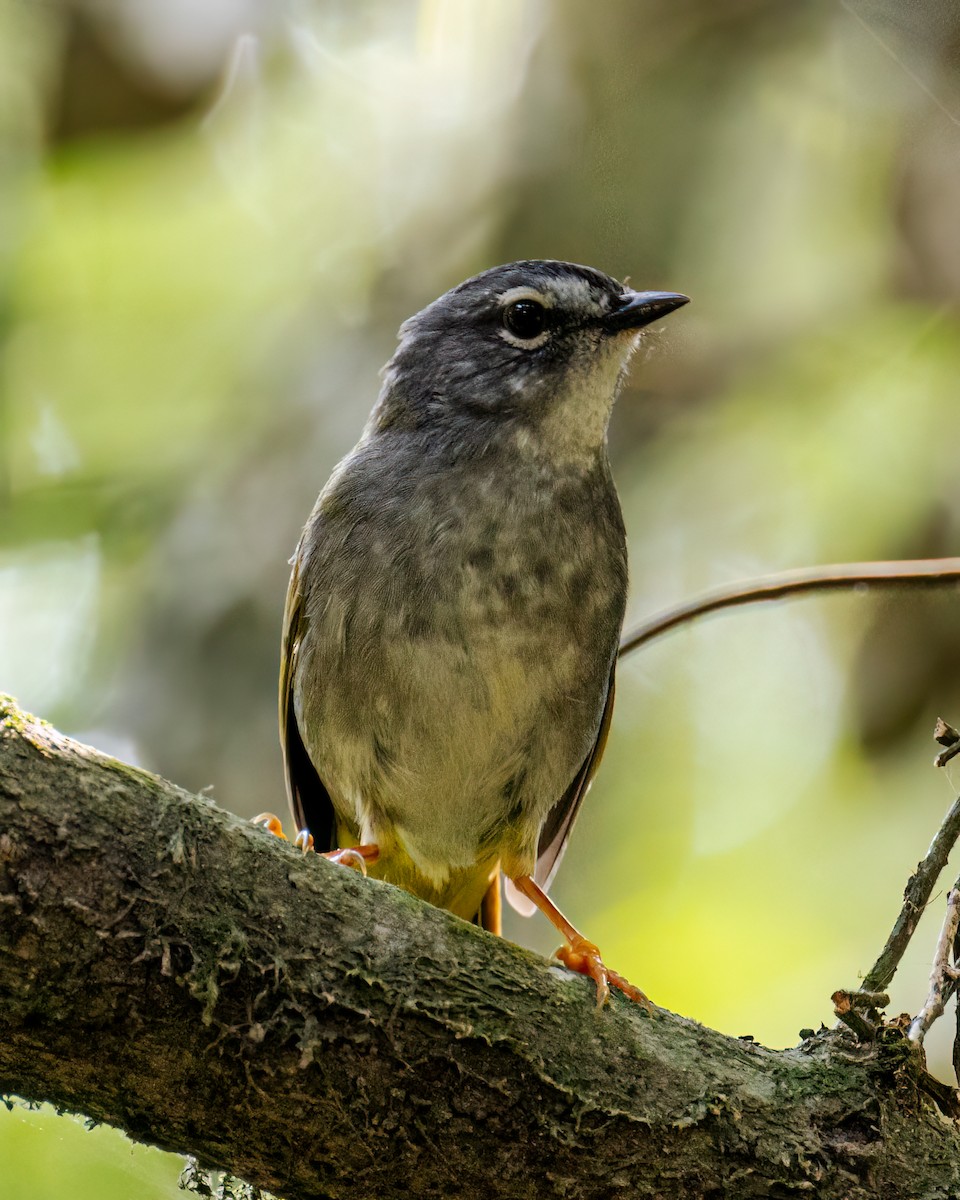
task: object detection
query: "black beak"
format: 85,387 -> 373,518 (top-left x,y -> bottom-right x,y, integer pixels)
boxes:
604,289 -> 689,333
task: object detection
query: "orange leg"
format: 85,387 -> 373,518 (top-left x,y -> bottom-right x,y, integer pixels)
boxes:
509,874 -> 653,1011
253,813 -> 379,876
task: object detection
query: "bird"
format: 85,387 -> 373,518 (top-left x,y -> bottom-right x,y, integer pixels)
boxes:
256,260 -> 688,1006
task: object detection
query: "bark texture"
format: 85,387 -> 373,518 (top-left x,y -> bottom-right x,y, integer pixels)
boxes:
1,696 -> 959,1199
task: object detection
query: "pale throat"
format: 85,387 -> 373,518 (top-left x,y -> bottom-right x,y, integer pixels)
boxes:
515,333 -> 640,471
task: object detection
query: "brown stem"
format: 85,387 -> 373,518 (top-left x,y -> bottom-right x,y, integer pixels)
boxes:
619,558 -> 960,658
860,788 -> 960,995
908,887 -> 960,1043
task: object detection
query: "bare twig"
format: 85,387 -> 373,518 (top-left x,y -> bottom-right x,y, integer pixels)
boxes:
831,989 -> 887,1042
934,718 -> 960,769
831,989 -> 886,1042
860,783 -> 960,995
833,1005 -> 878,1043
954,902 -> 960,1087
909,888 -> 960,1044
832,990 -> 890,1013
619,558 -> 960,659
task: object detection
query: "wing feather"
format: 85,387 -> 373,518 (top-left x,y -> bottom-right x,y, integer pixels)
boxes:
279,547 -> 337,852
505,665 -> 617,916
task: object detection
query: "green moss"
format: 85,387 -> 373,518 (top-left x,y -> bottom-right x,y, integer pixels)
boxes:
96,752 -> 170,792
0,695 -> 40,734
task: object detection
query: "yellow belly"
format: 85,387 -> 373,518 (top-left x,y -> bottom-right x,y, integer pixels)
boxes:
338,820 -> 499,922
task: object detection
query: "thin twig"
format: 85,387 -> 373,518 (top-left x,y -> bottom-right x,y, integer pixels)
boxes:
954,900 -> 960,1086
934,717 -> 960,769
831,989 -> 890,1013
861,786 -> 960,996
908,888 -> 960,1043
831,989 -> 889,1043
833,1005 -> 878,1043
619,568 -> 960,1004
619,558 -> 960,659
935,745 -> 960,769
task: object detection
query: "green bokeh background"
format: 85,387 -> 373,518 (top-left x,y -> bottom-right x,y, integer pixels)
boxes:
3,0 -> 960,1195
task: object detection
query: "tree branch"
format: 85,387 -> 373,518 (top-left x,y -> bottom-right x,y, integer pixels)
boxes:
2,696 -> 960,1199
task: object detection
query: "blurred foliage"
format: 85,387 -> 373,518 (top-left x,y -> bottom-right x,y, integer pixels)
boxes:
0,1101 -> 180,1199
3,0 -> 960,1194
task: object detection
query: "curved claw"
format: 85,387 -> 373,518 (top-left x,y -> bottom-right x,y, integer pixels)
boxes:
253,812 -> 288,840
324,847 -> 367,874
556,936 -> 654,1012
254,816 -> 378,877
321,845 -> 380,875
254,813 -> 316,854
605,966 -> 654,1010
294,829 -> 315,854
508,874 -> 653,1013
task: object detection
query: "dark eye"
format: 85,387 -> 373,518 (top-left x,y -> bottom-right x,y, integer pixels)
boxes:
502,299 -> 547,341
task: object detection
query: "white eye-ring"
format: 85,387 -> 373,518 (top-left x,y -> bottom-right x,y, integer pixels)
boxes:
498,287 -> 552,349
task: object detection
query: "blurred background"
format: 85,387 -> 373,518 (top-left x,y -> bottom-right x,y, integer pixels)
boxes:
3,0 -> 960,1194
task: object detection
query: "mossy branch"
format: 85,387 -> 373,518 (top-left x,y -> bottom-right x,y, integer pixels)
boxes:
1,696 -> 960,1200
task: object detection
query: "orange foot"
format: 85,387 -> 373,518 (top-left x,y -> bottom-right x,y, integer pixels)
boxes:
253,813 -> 379,876
556,935 -> 653,1011
322,845 -> 380,875
509,873 -> 654,1011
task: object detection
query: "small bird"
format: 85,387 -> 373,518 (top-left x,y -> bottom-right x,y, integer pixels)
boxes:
258,260 -> 687,1005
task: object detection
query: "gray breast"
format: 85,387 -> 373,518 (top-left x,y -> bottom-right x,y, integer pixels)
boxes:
292,427 -> 626,882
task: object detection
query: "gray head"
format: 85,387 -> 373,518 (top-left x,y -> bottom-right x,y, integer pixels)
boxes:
370,260 -> 688,469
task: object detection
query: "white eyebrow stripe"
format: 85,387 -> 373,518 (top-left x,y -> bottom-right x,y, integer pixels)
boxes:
497,285 -> 553,308
546,276 -> 608,310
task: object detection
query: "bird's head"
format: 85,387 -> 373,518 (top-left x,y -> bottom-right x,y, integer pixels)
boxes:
373,260 -> 688,469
